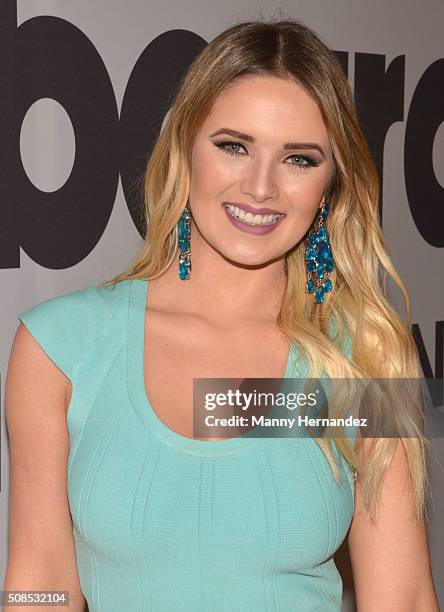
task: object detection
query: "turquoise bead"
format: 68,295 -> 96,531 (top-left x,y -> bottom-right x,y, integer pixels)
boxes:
306,279 -> 315,293
179,238 -> 190,251
321,202 -> 329,219
178,207 -> 191,280
179,262 -> 189,280
314,287 -> 325,303
323,279 -> 332,292
178,216 -> 188,235
308,234 -> 319,245
307,260 -> 316,272
306,246 -> 316,260
305,202 -> 334,302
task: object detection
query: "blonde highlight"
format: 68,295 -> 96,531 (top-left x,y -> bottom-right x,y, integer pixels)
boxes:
100,18 -> 430,524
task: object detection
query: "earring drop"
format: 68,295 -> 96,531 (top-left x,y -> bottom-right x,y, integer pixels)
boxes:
305,201 -> 334,304
178,205 -> 191,280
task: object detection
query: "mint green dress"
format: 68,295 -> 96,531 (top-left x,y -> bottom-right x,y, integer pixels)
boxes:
18,278 -> 356,611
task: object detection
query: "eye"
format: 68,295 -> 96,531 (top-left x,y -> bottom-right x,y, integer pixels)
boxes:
286,154 -> 320,171
213,139 -> 247,157
212,139 -> 320,171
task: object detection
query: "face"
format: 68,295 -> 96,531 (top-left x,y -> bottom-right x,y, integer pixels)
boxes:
188,74 -> 334,267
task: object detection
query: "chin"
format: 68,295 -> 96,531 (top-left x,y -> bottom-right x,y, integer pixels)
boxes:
221,248 -> 274,268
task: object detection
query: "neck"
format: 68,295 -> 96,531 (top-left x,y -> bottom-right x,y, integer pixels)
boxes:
152,239 -> 287,328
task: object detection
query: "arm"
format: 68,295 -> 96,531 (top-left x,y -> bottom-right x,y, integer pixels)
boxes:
3,323 -> 86,611
347,439 -> 439,611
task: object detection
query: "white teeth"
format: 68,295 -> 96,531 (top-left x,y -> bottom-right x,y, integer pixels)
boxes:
225,204 -> 281,226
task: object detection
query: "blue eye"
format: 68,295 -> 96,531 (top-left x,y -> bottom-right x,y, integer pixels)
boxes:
213,140 -> 247,157
286,154 -> 319,170
212,139 -> 319,171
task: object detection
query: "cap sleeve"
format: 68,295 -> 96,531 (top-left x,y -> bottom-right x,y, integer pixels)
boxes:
17,285 -> 105,382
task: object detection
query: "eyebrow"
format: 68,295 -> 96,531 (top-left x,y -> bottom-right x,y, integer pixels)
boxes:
209,128 -> 326,158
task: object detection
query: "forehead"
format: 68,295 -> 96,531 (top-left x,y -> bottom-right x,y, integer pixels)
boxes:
203,74 -> 328,143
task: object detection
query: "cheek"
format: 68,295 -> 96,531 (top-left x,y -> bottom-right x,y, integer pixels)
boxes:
190,147 -> 232,200
283,172 -> 328,213
279,175 -> 328,244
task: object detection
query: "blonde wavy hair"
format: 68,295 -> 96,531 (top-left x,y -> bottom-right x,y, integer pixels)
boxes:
101,18 -> 431,524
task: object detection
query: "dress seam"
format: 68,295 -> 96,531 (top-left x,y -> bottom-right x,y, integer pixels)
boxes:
302,439 -> 331,608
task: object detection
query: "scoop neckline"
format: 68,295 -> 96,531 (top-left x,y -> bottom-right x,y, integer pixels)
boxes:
126,278 -> 298,457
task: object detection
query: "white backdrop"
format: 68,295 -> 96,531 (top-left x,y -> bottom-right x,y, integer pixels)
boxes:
1,1 -> 443,609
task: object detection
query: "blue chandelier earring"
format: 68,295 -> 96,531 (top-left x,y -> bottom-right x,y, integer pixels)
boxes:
305,201 -> 334,304
178,205 -> 192,280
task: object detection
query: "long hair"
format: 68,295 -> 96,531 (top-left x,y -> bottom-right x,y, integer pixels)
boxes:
101,18 -> 430,523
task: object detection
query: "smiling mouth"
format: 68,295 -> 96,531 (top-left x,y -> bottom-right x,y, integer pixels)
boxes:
223,203 -> 284,226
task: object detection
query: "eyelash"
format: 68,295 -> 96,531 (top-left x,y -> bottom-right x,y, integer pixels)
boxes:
212,139 -> 320,171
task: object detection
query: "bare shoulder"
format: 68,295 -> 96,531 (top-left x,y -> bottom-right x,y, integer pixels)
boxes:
4,323 -> 82,599
347,439 -> 439,610
8,321 -> 72,413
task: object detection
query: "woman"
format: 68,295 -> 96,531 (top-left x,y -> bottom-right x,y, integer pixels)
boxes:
5,18 -> 439,612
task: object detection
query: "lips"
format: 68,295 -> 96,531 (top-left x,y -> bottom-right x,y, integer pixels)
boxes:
223,202 -> 285,216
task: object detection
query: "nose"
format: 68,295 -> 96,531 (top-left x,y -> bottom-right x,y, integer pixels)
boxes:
240,156 -> 279,203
